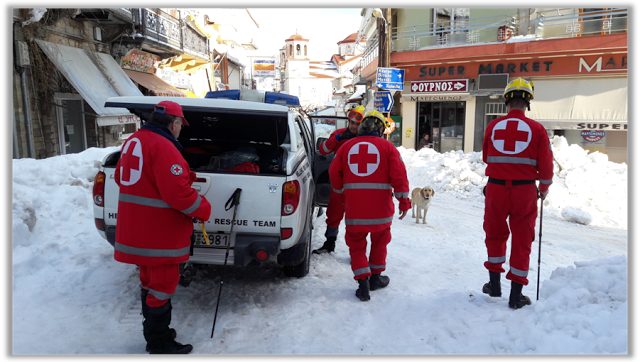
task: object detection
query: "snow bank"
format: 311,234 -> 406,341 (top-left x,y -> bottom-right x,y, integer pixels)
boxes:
399,136 -> 626,230
529,255 -> 627,353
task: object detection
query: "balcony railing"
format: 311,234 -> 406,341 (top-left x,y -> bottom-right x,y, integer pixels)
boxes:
391,14 -> 515,52
534,8 -> 627,39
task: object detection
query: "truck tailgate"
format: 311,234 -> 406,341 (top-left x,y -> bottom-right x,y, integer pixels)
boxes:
195,173 -> 286,235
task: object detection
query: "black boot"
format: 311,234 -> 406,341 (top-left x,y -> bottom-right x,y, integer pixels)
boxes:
369,273 -> 390,291
313,236 -> 336,254
508,281 -> 531,309
482,271 -> 502,297
144,302 -> 192,354
355,277 -> 370,301
142,290 -> 176,352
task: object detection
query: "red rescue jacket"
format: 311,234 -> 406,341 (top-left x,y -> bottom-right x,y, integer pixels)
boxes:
319,128 -> 353,155
329,135 -> 411,232
114,129 -> 211,266
483,110 -> 554,192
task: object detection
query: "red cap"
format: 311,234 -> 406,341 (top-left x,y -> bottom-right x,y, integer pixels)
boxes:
154,100 -> 189,126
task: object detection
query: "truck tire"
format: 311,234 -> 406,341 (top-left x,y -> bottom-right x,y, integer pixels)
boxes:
282,210 -> 312,278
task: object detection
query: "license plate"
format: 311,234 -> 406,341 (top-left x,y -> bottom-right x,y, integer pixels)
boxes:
194,232 -> 232,247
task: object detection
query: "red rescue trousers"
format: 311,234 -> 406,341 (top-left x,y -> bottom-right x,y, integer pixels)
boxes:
139,264 -> 180,308
483,182 -> 538,285
325,189 -> 345,231
345,228 -> 392,280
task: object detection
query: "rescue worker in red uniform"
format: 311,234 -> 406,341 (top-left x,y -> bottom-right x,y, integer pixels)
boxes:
481,78 -> 554,309
329,110 -> 411,301
313,105 -> 365,254
114,100 -> 211,353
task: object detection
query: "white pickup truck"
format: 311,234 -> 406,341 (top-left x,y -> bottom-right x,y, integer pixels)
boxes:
92,90 -> 334,283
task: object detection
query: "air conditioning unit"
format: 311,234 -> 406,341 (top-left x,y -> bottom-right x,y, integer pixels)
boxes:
478,74 -> 509,90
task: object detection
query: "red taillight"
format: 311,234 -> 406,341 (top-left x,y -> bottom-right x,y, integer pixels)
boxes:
255,250 -> 268,261
282,180 -> 300,215
95,218 -> 105,231
93,171 -> 105,206
281,228 -> 293,240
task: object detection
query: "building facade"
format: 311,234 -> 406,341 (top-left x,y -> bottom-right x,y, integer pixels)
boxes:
354,8 -> 628,163
12,8 -> 211,159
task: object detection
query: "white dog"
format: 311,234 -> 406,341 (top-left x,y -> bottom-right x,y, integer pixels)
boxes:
411,186 -> 435,224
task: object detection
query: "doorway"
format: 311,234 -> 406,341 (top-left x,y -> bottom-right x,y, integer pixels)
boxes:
55,94 -> 87,155
416,101 -> 465,152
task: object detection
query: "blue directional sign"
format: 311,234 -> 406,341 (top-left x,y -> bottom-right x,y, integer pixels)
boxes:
376,67 -> 405,90
374,91 -> 394,113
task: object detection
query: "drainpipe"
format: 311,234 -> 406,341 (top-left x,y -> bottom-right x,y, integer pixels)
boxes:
14,22 -> 35,158
13,113 -> 19,158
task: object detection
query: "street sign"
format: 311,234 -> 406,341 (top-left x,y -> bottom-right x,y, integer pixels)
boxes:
374,91 -> 394,113
376,68 -> 405,90
411,79 -> 468,93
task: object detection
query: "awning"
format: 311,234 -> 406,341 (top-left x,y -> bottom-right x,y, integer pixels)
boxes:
158,54 -> 210,74
527,78 -> 627,130
35,40 -> 143,126
123,69 -> 186,97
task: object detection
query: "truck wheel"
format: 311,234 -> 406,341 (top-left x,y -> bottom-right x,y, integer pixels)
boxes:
283,211 -> 312,278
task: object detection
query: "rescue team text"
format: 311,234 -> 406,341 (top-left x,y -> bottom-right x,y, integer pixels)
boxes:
213,218 -> 277,227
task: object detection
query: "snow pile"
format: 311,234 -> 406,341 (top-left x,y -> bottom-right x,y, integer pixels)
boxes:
531,255 -> 627,353
398,136 -> 626,229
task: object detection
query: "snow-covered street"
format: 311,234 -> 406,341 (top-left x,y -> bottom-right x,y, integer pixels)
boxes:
11,127 -> 627,354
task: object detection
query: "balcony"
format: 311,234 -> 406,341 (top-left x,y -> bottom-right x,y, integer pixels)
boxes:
388,8 -> 627,53
534,8 -> 627,39
391,14 -> 515,52
121,8 -> 209,63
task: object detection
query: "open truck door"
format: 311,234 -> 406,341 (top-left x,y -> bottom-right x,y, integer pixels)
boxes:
309,116 -> 348,208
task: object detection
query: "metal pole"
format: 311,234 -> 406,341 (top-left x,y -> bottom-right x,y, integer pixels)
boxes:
211,188 -> 242,338
536,197 -> 544,301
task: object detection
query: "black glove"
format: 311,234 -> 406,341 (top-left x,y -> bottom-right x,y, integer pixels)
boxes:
337,130 -> 355,141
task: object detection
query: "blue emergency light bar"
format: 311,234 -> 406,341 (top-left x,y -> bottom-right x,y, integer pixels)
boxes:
205,90 -> 300,106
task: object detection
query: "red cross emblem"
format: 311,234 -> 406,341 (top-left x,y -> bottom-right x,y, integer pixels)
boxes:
120,138 -> 143,186
347,142 -> 380,176
171,164 -> 183,175
491,119 -> 531,154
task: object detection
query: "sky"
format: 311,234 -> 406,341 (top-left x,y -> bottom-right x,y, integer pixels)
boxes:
219,8 -> 364,61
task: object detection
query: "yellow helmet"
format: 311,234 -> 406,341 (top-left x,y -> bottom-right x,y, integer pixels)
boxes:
503,77 -> 534,100
363,110 -> 391,128
347,105 -> 366,122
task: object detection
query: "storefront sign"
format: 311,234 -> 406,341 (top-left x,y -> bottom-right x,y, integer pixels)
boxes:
576,122 -> 627,130
97,114 -> 141,126
156,68 -> 191,89
411,79 -> 468,93
402,95 -> 466,102
121,50 -> 159,74
406,54 -> 627,81
253,59 -> 275,77
581,130 -> 605,142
